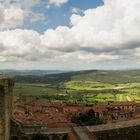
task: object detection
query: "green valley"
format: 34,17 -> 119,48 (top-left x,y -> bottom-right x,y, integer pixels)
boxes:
13,69 -> 140,104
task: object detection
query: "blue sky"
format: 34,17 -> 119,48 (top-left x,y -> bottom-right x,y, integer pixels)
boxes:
23,0 -> 103,33
0,0 -> 140,70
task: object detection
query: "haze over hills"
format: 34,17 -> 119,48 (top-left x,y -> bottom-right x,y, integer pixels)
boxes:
14,69 -> 140,85
0,69 -> 66,76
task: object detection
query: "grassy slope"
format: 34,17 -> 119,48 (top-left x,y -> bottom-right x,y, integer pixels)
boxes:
14,70 -> 140,103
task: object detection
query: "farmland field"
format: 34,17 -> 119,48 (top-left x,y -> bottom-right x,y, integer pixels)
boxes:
14,82 -> 140,104
13,70 -> 140,103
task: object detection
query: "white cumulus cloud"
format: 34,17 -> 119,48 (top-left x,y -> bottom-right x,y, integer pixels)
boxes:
0,3 -> 24,29
48,0 -> 68,7
71,7 -> 83,14
1,0 -> 140,69
0,0 -> 43,30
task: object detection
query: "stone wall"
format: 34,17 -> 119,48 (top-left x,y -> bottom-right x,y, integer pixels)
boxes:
11,119 -> 70,140
11,118 -> 140,140
87,119 -> 140,140
0,76 -> 14,140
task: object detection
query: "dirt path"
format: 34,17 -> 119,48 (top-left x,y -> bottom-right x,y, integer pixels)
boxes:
114,86 -> 125,90
126,96 -> 133,101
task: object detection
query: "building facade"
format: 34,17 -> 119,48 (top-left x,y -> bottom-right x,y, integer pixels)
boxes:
0,76 -> 14,140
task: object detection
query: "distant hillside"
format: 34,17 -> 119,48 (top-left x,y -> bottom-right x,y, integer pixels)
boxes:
15,69 -> 140,85
0,69 -> 65,76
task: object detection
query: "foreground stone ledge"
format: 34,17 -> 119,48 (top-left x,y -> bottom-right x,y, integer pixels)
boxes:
87,119 -> 140,132
87,119 -> 140,140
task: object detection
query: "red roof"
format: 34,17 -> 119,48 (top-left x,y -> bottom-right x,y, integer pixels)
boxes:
109,102 -> 136,106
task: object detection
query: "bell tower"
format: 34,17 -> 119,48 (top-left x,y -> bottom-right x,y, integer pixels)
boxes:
0,76 -> 14,140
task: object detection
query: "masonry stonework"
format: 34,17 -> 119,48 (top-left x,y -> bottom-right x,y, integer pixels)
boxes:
0,76 -> 14,140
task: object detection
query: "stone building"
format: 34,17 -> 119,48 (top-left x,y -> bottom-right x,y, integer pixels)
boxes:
0,75 -> 14,140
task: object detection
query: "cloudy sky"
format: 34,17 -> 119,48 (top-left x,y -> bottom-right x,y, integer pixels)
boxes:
0,0 -> 140,70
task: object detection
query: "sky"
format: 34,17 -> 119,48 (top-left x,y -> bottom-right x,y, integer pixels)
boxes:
0,0 -> 140,70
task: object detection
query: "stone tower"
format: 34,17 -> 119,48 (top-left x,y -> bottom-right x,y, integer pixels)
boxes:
0,75 -> 14,140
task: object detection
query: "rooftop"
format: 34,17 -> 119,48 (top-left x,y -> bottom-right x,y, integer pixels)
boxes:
109,101 -> 136,106
87,119 -> 140,132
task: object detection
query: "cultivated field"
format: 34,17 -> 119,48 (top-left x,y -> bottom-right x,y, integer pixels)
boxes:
14,82 -> 140,104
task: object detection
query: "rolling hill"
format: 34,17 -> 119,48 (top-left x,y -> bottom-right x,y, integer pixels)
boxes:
0,69 -> 65,76
15,69 -> 140,85
13,69 -> 140,103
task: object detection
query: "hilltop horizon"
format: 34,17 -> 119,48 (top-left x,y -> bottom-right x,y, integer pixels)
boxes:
1,68 -> 140,71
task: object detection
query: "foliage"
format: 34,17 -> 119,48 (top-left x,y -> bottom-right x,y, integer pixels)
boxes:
71,111 -> 103,126
15,69 -> 140,85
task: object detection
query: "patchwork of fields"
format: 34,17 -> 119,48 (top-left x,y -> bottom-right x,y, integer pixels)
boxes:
13,70 -> 140,103
14,81 -> 140,103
